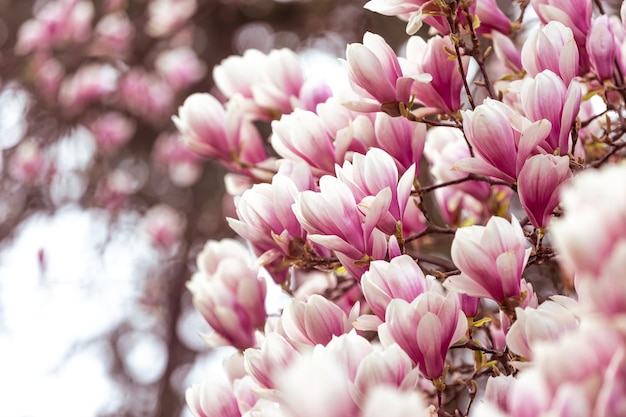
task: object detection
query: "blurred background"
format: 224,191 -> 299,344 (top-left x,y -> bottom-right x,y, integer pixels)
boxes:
0,1 -> 403,416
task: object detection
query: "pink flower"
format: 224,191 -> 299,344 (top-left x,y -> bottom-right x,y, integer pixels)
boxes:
484,375 -> 515,414
244,333 -> 299,389
386,290 -> 467,380
445,215 -> 531,304
335,148 -> 416,235
227,161 -> 317,284
271,109 -> 338,176
404,35 -> 467,115
506,299 -> 578,360
251,48 -> 305,114
213,48 -> 308,116
551,163 -> 626,277
474,0 -> 511,35
155,47 -> 207,91
186,376 -> 241,417
213,49 -> 265,100
454,98 -> 551,183
361,386 -> 432,417
141,204 -> 187,251
58,63 -> 119,115
517,154 -> 572,229
93,12 -> 135,55
89,111 -> 136,154
292,175 -> 388,278
152,132 -> 203,187
361,255 -> 427,322
146,0 -> 196,37
373,112 -> 426,174
274,348 -> 357,417
425,126 -> 491,202
519,70 -> 581,155
509,320 -> 626,417
587,15 -> 617,81
280,294 -> 358,346
187,239 -> 266,350
119,69 -> 174,123
345,32 -> 429,111
15,0 -> 94,54
173,93 -> 268,170
521,21 -> 579,85
530,0 -> 591,71
492,31 -> 522,73
8,140 -> 46,183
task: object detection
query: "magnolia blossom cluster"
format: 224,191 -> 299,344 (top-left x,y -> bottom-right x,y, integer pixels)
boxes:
178,0 -> 626,416
12,0 -> 206,206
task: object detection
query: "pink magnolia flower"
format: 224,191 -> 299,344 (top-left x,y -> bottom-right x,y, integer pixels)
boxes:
213,47 -> 309,116
292,175 -> 388,278
508,320 -> 626,417
119,69 -> 174,124
187,239 -> 266,350
587,15 -> 617,82
251,48 -> 306,114
271,109 -> 338,176
551,163 -> 626,277
454,98 -> 551,183
58,63 -> 119,115
521,21 -> 579,85
155,47 -> 207,91
425,126 -> 491,202
575,241 -> 626,316
506,299 -> 578,360
280,294 -> 359,346
404,35 -> 467,115
352,344 -> 417,406
244,333 -> 299,389
445,215 -> 532,304
361,386 -> 433,417
519,70 -> 581,155
15,0 -> 94,54
145,0 -> 196,37
492,31 -> 522,74
93,12 -> 135,55
274,347 -> 358,417
335,148 -> 416,235
425,126 -> 504,226
8,139 -> 47,183
363,0 -> 476,36
227,161 -> 318,284
186,376 -> 241,417
475,0 -> 511,35
89,111 -> 136,154
361,255 -> 427,322
484,375 -> 516,414
386,290 -> 467,380
373,112 -> 427,174
530,0 -> 592,71
213,49 -> 265,100
141,204 -> 187,251
173,93 -> 268,170
345,32 -> 430,112
152,132 -> 203,187
517,154 -> 572,229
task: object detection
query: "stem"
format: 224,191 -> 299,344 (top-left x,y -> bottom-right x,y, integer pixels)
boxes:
405,224 -> 456,243
461,3 -> 496,99
444,4 -> 476,110
414,173 -> 516,197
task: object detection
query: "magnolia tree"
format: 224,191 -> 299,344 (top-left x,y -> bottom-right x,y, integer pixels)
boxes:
176,0 -> 626,416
